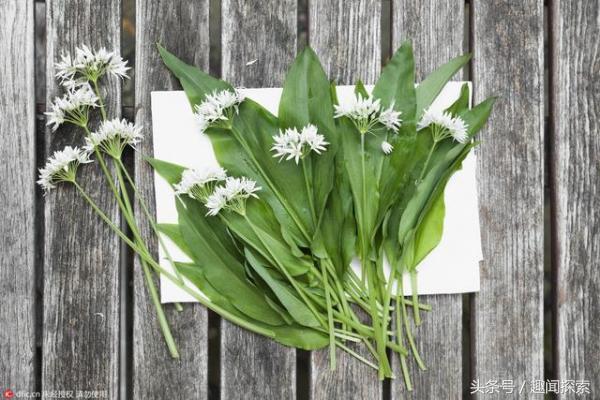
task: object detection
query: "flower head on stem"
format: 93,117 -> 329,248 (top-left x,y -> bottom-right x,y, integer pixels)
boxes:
45,84 -> 99,131
417,108 -> 469,144
334,93 -> 402,135
37,146 -> 92,192
55,44 -> 130,85
84,119 -> 143,158
205,176 -> 261,216
174,166 -> 228,201
271,124 -> 328,163
193,88 -> 246,133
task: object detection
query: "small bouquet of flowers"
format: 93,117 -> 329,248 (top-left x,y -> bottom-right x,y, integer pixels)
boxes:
41,42 -> 494,389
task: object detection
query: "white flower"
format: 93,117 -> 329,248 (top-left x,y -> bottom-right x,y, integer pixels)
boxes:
37,146 -> 92,192
417,108 -> 469,143
381,141 -> 394,155
417,108 -> 454,131
174,166 -> 227,200
205,176 -> 261,216
45,84 -> 99,131
55,44 -> 130,85
300,124 -> 328,154
334,93 -> 403,135
194,88 -> 245,133
334,94 -> 381,122
378,103 -> 402,133
205,189 -> 228,216
448,116 -> 469,143
84,119 -> 143,157
271,124 -> 328,164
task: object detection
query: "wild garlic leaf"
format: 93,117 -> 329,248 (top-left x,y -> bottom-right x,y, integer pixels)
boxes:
415,53 -> 471,119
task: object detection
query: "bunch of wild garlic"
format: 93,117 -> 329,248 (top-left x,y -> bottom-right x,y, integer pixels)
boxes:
155,41 -> 494,388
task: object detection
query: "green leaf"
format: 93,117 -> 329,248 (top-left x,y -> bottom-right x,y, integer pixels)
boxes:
415,53 -> 471,118
177,199 -> 284,326
221,200 -> 313,277
156,223 -> 193,259
446,83 -> 470,116
157,44 -> 231,105
372,41 -> 417,122
354,80 -> 369,98
278,46 -> 338,232
245,249 -> 321,327
146,157 -> 185,185
206,100 -> 314,248
178,263 -> 328,350
411,186 -> 446,266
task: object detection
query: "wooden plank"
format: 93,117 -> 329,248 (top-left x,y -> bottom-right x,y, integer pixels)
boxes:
43,0 -> 121,396
132,1 -> 210,399
220,1 -> 297,398
471,1 -> 545,397
0,0 -> 36,393
308,1 -> 382,399
390,1 -> 464,398
551,2 -> 600,398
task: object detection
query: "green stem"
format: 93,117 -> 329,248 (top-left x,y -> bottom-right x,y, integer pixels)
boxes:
73,181 -> 275,337
320,260 -> 336,370
410,270 -> 421,325
115,158 -> 185,287
301,158 -> 317,225
73,181 -> 180,358
418,140 -> 437,182
91,79 -> 107,120
398,277 -> 426,371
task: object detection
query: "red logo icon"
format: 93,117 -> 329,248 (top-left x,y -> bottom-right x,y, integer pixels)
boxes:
3,389 -> 14,399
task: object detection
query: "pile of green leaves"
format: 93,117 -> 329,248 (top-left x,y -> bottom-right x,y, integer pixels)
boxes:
152,42 -> 494,386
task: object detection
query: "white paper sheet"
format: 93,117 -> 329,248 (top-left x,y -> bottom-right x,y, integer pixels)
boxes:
151,83 -> 481,303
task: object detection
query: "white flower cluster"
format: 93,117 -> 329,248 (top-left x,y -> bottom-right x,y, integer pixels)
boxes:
45,84 -> 99,131
205,177 -> 261,216
37,146 -> 92,192
84,119 -> 143,157
55,44 -> 130,85
334,94 -> 402,134
174,166 -> 227,201
271,124 -> 329,163
417,108 -> 469,144
193,89 -> 246,133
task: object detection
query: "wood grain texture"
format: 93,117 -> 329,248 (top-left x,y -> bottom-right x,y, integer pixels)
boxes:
309,0 -> 381,85
43,0 -> 121,396
0,0 -> 36,393
308,1 -> 382,399
391,1 -> 464,398
471,1 -> 545,398
551,2 -> 600,398
220,1 -> 297,398
133,1 -> 210,399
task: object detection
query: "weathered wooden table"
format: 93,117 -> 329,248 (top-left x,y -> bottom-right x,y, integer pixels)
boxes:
1,1 -> 598,399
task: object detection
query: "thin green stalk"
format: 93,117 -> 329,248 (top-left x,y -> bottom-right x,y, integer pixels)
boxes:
244,216 -> 326,328
380,265 -> 407,354
410,270 -> 421,325
115,158 -> 186,287
91,79 -> 107,120
301,158 -> 317,225
394,267 -> 413,390
418,140 -> 437,182
73,181 -> 275,337
73,181 -> 180,358
140,258 -> 180,358
398,278 -> 426,371
320,260 -> 336,369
